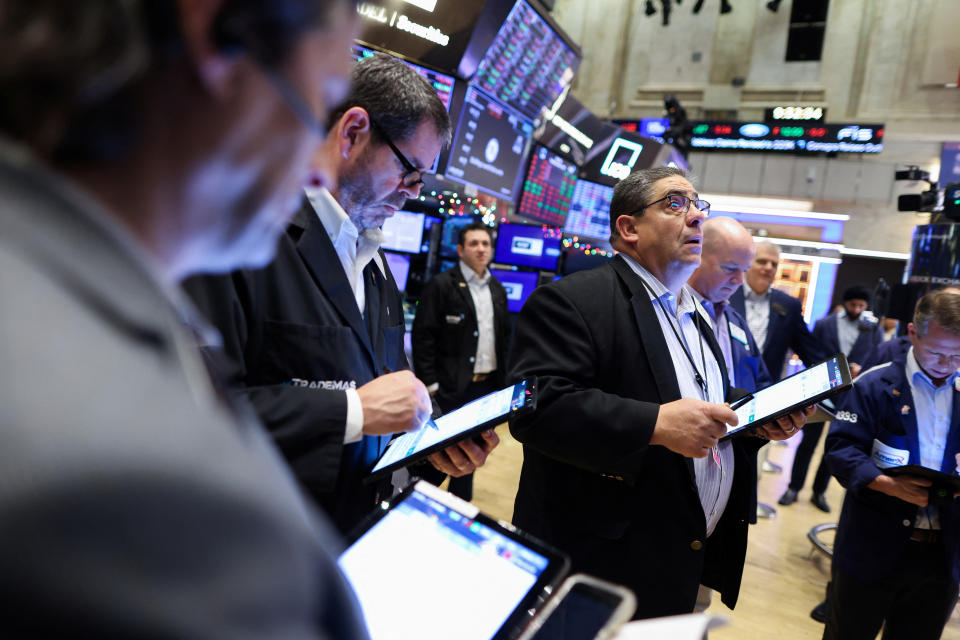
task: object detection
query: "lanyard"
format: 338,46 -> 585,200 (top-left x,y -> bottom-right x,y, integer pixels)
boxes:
640,279 -> 709,398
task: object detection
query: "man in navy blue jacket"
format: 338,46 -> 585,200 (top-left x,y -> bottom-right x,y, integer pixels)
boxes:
824,289 -> 960,640
780,285 -> 884,512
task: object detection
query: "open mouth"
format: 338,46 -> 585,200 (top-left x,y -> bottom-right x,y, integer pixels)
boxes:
685,236 -> 703,246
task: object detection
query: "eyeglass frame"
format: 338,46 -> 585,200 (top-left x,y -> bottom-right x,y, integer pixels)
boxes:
368,119 -> 426,188
631,193 -> 711,217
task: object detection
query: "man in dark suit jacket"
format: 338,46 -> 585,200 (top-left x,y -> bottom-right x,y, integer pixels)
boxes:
780,285 -> 884,512
824,290 -> 960,640
509,167 -> 808,619
729,242 -> 822,383
0,2 -> 369,636
412,222 -> 512,500
186,55 -> 497,534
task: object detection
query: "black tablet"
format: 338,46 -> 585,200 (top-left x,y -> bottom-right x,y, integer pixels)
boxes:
885,465 -> 960,498
338,479 -> 570,640
721,354 -> 853,440
367,378 -> 537,481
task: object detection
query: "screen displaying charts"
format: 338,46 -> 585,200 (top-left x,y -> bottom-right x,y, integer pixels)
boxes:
494,223 -> 562,271
472,0 -> 580,123
381,210 -> 425,254
491,269 -> 540,313
564,180 -> 614,240
517,146 -> 578,227
445,87 -> 533,199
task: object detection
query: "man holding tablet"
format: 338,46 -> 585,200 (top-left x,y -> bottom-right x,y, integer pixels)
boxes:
508,167 -> 809,619
824,289 -> 960,640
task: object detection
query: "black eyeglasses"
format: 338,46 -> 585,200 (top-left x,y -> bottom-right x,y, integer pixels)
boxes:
369,120 -> 425,189
635,193 -> 711,216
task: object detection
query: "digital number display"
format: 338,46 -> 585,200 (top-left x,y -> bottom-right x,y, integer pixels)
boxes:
689,120 -> 884,154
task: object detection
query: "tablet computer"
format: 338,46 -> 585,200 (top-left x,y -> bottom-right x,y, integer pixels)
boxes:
721,354 -> 852,441
338,479 -> 570,640
366,378 -> 537,482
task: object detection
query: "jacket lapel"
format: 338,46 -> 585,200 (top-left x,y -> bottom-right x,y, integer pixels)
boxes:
940,382 -> 960,473
292,204 -> 376,367
889,368 -> 922,466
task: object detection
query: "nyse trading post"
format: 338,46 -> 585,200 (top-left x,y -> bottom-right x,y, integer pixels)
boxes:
446,87 -> 533,199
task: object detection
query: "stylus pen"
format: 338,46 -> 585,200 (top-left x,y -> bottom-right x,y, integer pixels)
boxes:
422,417 -> 440,431
729,394 -> 754,411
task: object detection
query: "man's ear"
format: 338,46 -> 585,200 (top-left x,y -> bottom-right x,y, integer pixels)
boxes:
178,0 -> 238,98
336,107 -> 373,160
615,214 -> 640,243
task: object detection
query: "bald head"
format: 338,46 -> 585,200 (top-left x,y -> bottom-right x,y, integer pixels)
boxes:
688,217 -> 756,303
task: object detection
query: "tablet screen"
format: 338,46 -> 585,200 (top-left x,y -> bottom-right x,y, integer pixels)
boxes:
727,356 -> 850,437
339,481 -> 567,640
370,380 -> 533,476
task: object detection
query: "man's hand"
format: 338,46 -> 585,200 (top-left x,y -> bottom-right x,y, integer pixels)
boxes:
356,371 -> 432,436
869,474 -> 932,507
427,429 -> 500,477
850,362 -> 863,378
650,399 -> 737,458
754,405 -> 815,440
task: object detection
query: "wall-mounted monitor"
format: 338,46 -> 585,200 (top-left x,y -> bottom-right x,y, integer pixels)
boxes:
351,43 -> 456,113
444,87 -> 533,200
516,145 -> 578,227
490,268 -> 540,313
564,179 -> 614,241
355,0 -> 486,74
535,91 -> 621,168
580,130 -> 661,187
383,250 -> 412,292
381,211 -> 426,254
494,223 -> 562,271
471,0 -> 581,123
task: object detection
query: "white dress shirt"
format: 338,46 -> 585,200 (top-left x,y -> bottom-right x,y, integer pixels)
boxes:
305,186 -> 386,444
836,309 -> 860,358
906,346 -> 957,530
621,255 -> 734,537
460,261 -> 498,374
743,284 -> 771,352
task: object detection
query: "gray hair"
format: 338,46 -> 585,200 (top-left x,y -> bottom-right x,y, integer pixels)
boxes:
608,166 -> 691,243
914,288 -> 960,337
328,53 -> 452,149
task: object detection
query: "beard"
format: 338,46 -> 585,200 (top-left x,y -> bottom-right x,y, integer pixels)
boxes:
337,160 -> 407,231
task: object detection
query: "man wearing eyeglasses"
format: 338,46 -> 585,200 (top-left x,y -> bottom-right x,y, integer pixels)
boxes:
508,167 -> 809,619
186,53 -> 498,534
824,289 -> 960,640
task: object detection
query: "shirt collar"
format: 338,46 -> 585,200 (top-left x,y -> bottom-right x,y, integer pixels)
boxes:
906,345 -> 959,390
459,260 -> 490,285
744,283 -> 771,301
690,287 -> 723,322
304,185 -> 383,259
620,254 -> 699,318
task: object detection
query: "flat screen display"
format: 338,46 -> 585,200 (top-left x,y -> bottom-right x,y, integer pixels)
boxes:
517,145 -> 578,227
491,268 -> 540,313
351,43 -> 456,112
339,480 -> 565,640
439,215 -> 481,258
383,250 -> 411,291
580,131 -> 659,187
471,0 -> 581,123
445,87 -> 533,200
494,223 -> 562,271
563,180 -> 614,240
535,91 -> 621,168
381,210 -> 425,253
355,0 -> 486,74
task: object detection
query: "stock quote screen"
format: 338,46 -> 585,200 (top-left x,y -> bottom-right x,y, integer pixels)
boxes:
472,0 -> 580,123
564,179 -> 613,240
517,146 -> 578,226
446,87 -> 533,199
689,121 -> 884,154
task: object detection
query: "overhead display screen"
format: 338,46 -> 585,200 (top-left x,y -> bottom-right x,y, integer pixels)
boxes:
689,121 -> 885,154
564,179 -> 613,240
351,43 -> 456,112
445,87 -> 533,199
580,130 -> 660,187
356,0 -> 486,74
535,90 -> 621,168
494,223 -> 562,271
517,145 -> 578,227
471,0 -> 581,123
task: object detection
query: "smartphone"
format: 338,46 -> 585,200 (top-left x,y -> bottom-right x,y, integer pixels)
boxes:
517,574 -> 636,640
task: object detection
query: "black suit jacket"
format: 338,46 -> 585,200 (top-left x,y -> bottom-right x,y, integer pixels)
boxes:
411,265 -> 511,409
508,256 -> 761,619
185,200 -> 407,534
730,286 -> 822,382
812,311 -> 884,366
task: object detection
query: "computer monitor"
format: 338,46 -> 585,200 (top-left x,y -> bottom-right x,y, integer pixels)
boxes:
494,223 -> 562,271
381,211 -> 426,254
383,251 -> 412,292
564,180 -> 614,241
355,0 -> 486,75
516,145 -> 578,227
471,0 -> 581,123
491,268 -> 540,313
439,215 -> 482,259
445,87 -> 533,200
580,130 -> 660,188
